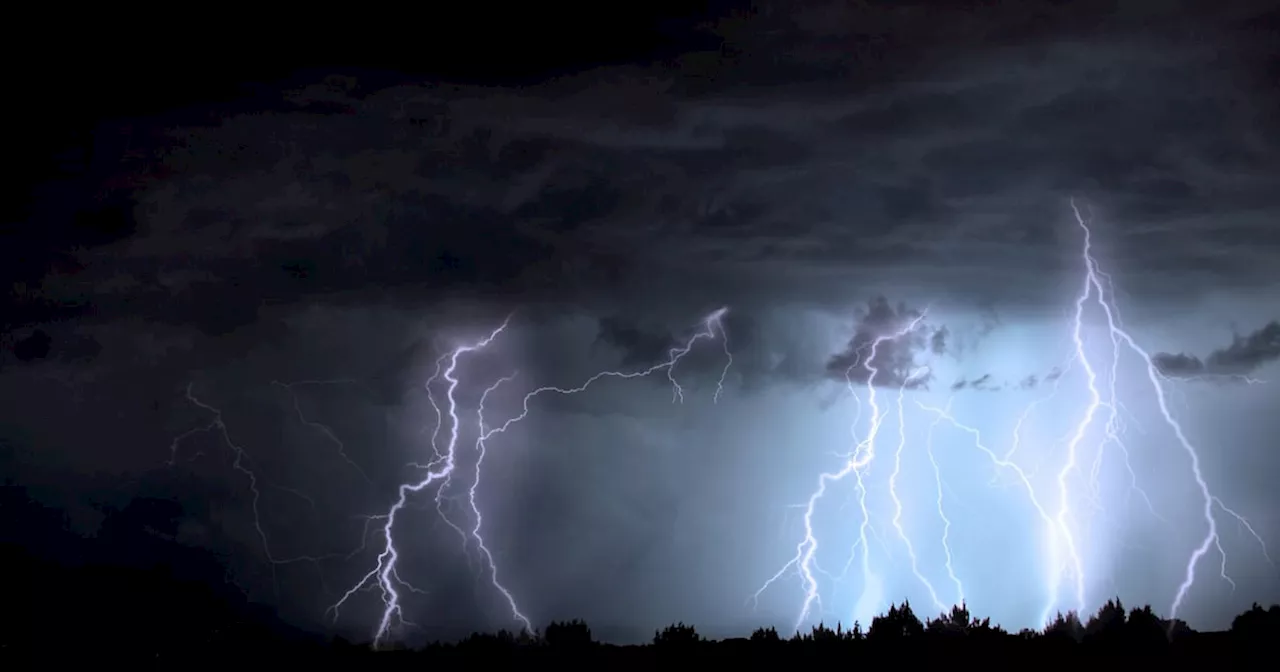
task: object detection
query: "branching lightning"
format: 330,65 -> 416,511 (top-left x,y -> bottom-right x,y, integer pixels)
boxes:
163,197 -> 1272,645
754,199 -> 1273,634
320,307 -> 732,647
166,383 -> 354,596
751,313 -> 929,632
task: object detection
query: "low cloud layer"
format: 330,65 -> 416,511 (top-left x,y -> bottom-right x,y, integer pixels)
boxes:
825,298 -> 943,389
1154,321 -> 1280,380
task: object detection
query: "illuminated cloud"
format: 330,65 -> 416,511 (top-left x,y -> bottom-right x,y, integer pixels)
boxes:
826,298 -> 941,389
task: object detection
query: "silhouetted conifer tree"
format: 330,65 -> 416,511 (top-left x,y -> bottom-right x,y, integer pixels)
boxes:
1083,598 -> 1126,647
1124,605 -> 1167,648
1044,610 -> 1084,642
654,622 -> 702,647
750,626 -> 780,643
868,601 -> 924,642
544,619 -> 594,648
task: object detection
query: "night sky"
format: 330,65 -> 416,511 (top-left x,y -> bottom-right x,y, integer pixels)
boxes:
3,0 -> 1279,647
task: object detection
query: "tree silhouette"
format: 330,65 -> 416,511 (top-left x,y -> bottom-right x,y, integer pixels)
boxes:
653,622 -> 702,647
6,525 -> 1280,663
1232,602 -> 1280,643
750,626 -> 781,643
1083,598 -> 1126,647
544,619 -> 594,649
1043,610 -> 1084,643
795,621 -> 860,644
868,601 -> 924,642
1123,605 -> 1167,649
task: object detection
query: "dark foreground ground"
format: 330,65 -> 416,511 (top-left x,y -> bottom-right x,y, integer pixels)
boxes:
4,541 -> 1277,667
2,492 -> 1277,666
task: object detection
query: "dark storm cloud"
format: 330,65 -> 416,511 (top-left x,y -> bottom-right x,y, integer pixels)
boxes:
594,317 -> 673,367
825,297 -> 940,389
1153,321 -> 1280,380
6,1 -> 1276,345
930,327 -> 948,355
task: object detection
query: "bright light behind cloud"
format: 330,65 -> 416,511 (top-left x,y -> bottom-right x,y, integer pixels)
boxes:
745,294 -> 1275,637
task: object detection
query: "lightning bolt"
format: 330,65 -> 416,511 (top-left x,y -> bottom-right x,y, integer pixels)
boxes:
164,199 -> 1270,642
924,400 -> 962,605
167,383 -> 349,597
327,308 -> 731,647
1064,199 -> 1268,621
328,319 -> 511,648
889,366 -> 947,614
470,373 -> 531,632
913,401 -> 1062,626
752,313 -> 928,633
753,198 -> 1271,635
272,379 -> 373,484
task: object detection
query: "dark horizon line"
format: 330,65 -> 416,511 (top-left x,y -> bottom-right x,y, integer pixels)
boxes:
349,599 -> 1274,650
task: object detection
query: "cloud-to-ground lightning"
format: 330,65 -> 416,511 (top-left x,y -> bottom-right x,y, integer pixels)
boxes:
754,199 -> 1272,635
322,308 -> 732,647
890,366 -> 947,615
162,197 -> 1271,644
326,319 -> 511,647
752,313 -> 929,632
1064,200 -> 1271,621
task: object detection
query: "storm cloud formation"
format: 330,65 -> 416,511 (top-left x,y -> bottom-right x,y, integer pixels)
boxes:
825,297 -> 940,389
1153,321 -> 1280,379
3,0 -> 1279,646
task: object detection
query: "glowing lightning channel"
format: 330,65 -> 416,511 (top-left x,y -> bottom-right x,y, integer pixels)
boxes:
331,308 -> 733,648
272,379 -> 373,484
169,383 -> 343,595
924,400 -> 963,605
915,400 -> 1062,626
1052,219 -> 1098,620
749,198 -> 1270,635
465,308 -> 733,624
1067,199 -> 1267,621
479,308 -> 731,445
470,373 -> 532,632
329,319 -> 510,649
753,312 -> 928,634
889,365 -> 947,613
713,317 -> 734,404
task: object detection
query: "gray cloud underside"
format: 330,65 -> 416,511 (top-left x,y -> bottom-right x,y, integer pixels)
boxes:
1153,321 -> 1280,380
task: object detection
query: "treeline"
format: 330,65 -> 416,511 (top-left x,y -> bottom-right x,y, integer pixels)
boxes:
6,544 -> 1279,665
1,485 -> 1277,664
390,601 -> 1279,662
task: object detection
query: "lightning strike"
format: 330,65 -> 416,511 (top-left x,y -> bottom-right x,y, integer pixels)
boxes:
752,313 -> 928,633
169,383 -> 347,596
272,379 -> 373,484
470,373 -> 531,632
889,366 -> 947,613
753,198 -> 1268,636
1066,200 -> 1264,621
166,199 -> 1271,643
329,319 -> 510,648
924,401 -> 963,605
328,308 -> 732,647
